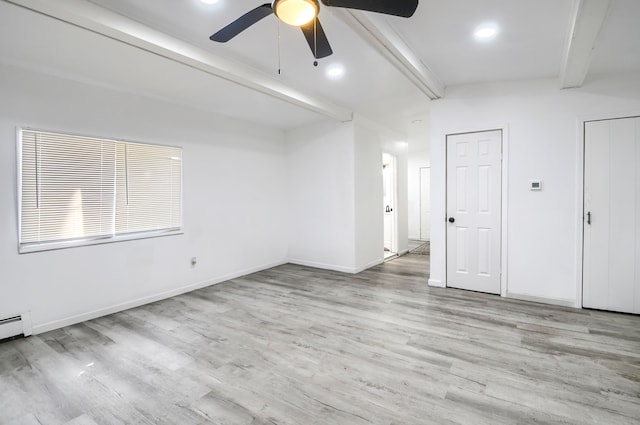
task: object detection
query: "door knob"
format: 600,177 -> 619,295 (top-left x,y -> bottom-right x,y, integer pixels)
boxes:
448,217 -> 455,223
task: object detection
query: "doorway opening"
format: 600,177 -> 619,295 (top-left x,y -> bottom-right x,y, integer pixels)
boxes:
383,152 -> 398,260
419,166 -> 431,242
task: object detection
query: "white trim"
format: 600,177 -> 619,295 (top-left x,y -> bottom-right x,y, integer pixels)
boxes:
506,291 -> 576,308
500,126 -> 510,298
334,10 -> 444,100
355,258 -> 385,273
17,218 -> 185,252
382,151 -> 399,256
288,258 -> 367,274
575,110 -> 640,310
19,230 -> 184,254
32,260 -> 287,335
559,0 -> 613,89
575,117 -> 586,309
428,278 -> 444,288
16,126 -> 24,250
19,125 -> 184,149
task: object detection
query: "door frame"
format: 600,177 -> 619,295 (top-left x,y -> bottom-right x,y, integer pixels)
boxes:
382,151 -> 398,256
444,126 -> 509,297
576,111 -> 640,309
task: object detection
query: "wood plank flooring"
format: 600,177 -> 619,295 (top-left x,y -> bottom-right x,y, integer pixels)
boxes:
1,254 -> 639,425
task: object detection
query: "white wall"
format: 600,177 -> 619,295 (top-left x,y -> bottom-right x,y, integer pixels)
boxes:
286,115 -> 409,273
286,120 -> 357,272
0,63 -> 289,333
429,75 -> 640,306
354,115 -> 409,269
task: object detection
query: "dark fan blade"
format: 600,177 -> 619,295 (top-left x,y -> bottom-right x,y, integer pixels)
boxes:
300,18 -> 333,59
210,3 -> 273,42
320,0 -> 418,18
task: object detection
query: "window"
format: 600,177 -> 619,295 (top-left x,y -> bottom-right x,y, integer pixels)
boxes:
18,129 -> 182,253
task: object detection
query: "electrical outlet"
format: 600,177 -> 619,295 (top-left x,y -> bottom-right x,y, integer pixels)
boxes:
190,257 -> 197,268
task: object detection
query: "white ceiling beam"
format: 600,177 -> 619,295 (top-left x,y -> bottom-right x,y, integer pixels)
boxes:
4,0 -> 354,122
560,0 -> 613,89
334,10 -> 445,100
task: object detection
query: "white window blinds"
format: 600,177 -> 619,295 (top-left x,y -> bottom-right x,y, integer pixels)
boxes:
116,142 -> 182,235
19,129 -> 182,252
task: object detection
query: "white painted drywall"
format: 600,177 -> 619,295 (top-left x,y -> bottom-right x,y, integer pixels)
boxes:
429,75 -> 640,305
0,63 -> 289,333
354,115 -> 409,269
286,120 -> 357,272
354,122 -> 384,268
286,115 -> 409,273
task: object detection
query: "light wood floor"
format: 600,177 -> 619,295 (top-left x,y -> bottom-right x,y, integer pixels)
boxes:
1,254 -> 639,425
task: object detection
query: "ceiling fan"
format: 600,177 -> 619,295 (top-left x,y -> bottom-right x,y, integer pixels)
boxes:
210,0 -> 419,61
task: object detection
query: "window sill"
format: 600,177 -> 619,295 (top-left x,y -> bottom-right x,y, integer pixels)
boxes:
19,229 -> 184,254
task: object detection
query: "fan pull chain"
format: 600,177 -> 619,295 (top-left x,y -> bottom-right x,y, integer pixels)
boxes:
277,20 -> 282,75
313,18 -> 318,67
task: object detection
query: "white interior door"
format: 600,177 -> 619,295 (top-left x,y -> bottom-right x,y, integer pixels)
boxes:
583,117 -> 640,314
446,130 -> 502,294
383,153 -> 397,254
420,167 -> 431,241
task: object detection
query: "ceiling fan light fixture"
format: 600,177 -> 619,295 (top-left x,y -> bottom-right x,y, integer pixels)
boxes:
273,0 -> 318,27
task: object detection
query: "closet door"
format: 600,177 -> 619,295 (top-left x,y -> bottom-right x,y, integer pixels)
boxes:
583,117 -> 640,314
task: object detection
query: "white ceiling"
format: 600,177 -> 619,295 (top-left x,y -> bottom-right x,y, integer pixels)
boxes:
393,0 -> 576,86
82,0 -> 422,113
1,0 -> 638,131
589,0 -> 640,77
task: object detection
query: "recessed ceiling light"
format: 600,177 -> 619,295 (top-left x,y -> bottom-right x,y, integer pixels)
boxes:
200,0 -> 219,4
326,64 -> 345,79
474,23 -> 499,41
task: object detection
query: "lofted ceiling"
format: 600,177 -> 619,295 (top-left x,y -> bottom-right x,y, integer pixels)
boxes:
0,0 -> 638,131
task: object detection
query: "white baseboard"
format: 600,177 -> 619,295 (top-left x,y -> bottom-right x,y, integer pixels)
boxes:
288,258 -> 361,274
428,278 -> 445,288
353,258 -> 384,273
506,291 -> 577,308
397,248 -> 410,256
289,257 -> 391,274
31,259 -> 288,335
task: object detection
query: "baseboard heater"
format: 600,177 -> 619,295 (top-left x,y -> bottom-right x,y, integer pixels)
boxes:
0,313 -> 32,341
